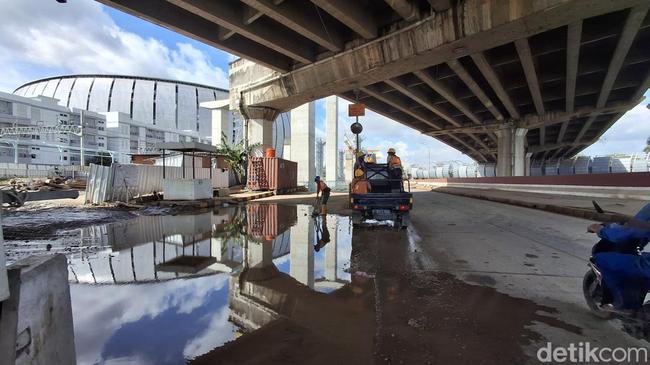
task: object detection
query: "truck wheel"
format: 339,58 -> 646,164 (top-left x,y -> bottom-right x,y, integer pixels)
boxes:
352,212 -> 363,225
399,213 -> 410,230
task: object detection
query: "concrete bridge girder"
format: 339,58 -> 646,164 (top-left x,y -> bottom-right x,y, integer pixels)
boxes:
227,0 -> 649,164
97,0 -> 650,166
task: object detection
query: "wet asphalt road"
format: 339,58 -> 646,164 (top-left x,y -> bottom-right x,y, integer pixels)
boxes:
352,191 -> 649,364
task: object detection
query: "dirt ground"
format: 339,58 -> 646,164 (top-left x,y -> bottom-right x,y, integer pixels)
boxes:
256,191 -> 354,216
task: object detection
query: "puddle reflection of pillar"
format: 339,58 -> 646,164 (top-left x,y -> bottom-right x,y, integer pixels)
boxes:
212,237 -> 223,262
290,206 -> 314,288
324,218 -> 337,282
247,240 -> 273,268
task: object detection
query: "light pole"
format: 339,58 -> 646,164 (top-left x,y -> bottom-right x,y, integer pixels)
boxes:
79,110 -> 85,166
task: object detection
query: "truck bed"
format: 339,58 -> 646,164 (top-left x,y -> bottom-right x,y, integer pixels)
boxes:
350,192 -> 412,209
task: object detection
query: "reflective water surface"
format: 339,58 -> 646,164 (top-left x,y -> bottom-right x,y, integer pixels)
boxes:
56,204 -> 355,365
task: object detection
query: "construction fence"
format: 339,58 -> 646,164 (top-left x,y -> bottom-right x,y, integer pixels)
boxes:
0,163 -> 90,179
86,163 -> 229,204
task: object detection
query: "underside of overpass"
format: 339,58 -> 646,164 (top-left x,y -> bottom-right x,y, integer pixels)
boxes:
98,0 -> 650,172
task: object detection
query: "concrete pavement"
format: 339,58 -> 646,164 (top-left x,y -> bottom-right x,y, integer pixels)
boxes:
350,191 -> 648,364
429,186 -> 647,221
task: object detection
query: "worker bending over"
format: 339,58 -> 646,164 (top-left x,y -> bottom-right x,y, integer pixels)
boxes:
315,176 -> 331,215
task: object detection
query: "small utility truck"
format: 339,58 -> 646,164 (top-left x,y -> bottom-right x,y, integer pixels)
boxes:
350,162 -> 412,229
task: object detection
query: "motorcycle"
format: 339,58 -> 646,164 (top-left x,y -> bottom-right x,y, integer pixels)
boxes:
582,201 -> 650,322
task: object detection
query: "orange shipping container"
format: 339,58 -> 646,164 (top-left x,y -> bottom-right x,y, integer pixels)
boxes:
247,157 -> 298,191
246,204 -> 298,239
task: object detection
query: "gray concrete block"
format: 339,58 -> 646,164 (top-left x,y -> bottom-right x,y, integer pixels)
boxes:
8,254 -> 76,365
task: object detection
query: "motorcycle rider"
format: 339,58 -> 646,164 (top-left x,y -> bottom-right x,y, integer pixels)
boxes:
587,203 -> 650,312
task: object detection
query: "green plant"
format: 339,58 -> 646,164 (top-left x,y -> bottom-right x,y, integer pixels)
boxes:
215,133 -> 259,185
644,136 -> 649,153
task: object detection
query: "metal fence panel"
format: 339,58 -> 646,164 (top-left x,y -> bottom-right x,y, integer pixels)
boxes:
574,156 -> 591,174
559,159 -> 574,175
611,156 -> 632,173
591,157 -> 611,174
631,154 -> 649,172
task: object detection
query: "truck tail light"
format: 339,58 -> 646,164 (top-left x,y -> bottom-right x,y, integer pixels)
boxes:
398,204 -> 410,211
353,204 -> 363,210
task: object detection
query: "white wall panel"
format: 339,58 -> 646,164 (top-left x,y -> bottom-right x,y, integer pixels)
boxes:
14,86 -> 27,96
197,87 -> 215,135
177,85 -> 197,132
110,78 -> 134,115
214,89 -> 228,100
32,81 -> 48,97
132,80 -> 155,124
24,83 -> 39,97
53,78 -> 75,107
155,82 -> 176,129
42,79 -> 60,98
88,78 -> 113,112
68,77 -> 93,110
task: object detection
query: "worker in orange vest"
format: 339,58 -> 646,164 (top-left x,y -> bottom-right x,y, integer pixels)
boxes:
351,168 -> 372,194
387,148 -> 402,176
387,148 -> 403,191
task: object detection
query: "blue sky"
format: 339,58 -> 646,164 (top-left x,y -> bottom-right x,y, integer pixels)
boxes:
1,0 -> 648,167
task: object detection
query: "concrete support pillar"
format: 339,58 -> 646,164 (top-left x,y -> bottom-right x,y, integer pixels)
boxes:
324,220 -> 337,282
290,102 -> 315,188
513,128 -> 528,176
496,126 -> 513,177
525,152 -> 533,176
496,126 -> 528,177
325,96 -> 339,187
211,107 -> 231,145
248,118 -> 274,154
200,100 -> 231,146
290,206 -> 314,288
247,240 -> 273,268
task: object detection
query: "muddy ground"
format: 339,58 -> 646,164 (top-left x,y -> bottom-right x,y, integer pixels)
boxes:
4,190 -> 642,364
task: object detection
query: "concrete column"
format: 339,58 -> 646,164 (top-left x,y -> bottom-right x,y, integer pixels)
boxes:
200,100 -> 233,145
290,102 -> 315,188
497,126 -> 528,176
496,126 -> 513,177
236,106 -> 279,155
525,152 -> 533,176
513,128 -> 528,176
290,206 -> 314,288
248,118 -> 274,154
247,241 -> 273,268
325,96 -> 339,187
324,220 -> 337,282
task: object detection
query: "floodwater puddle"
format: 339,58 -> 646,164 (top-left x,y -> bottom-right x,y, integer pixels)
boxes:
4,204 -> 374,365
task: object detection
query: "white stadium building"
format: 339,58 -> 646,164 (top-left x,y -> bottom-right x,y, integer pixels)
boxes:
0,74 -> 291,166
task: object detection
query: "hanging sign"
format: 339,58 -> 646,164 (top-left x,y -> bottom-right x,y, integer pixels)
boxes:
348,103 -> 365,117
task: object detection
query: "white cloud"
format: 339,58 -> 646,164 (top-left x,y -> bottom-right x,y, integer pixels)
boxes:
0,0 -> 228,92
70,274 -> 231,365
183,307 -> 234,359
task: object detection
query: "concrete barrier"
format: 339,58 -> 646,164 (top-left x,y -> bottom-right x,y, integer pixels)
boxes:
418,172 -> 650,200
420,172 -> 650,187
1,255 -> 76,365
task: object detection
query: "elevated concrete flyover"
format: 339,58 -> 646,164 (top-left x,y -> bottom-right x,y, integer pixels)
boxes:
97,0 -> 650,175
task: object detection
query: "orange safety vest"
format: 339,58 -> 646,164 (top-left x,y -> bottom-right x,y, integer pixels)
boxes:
352,180 -> 370,194
388,155 -> 402,169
